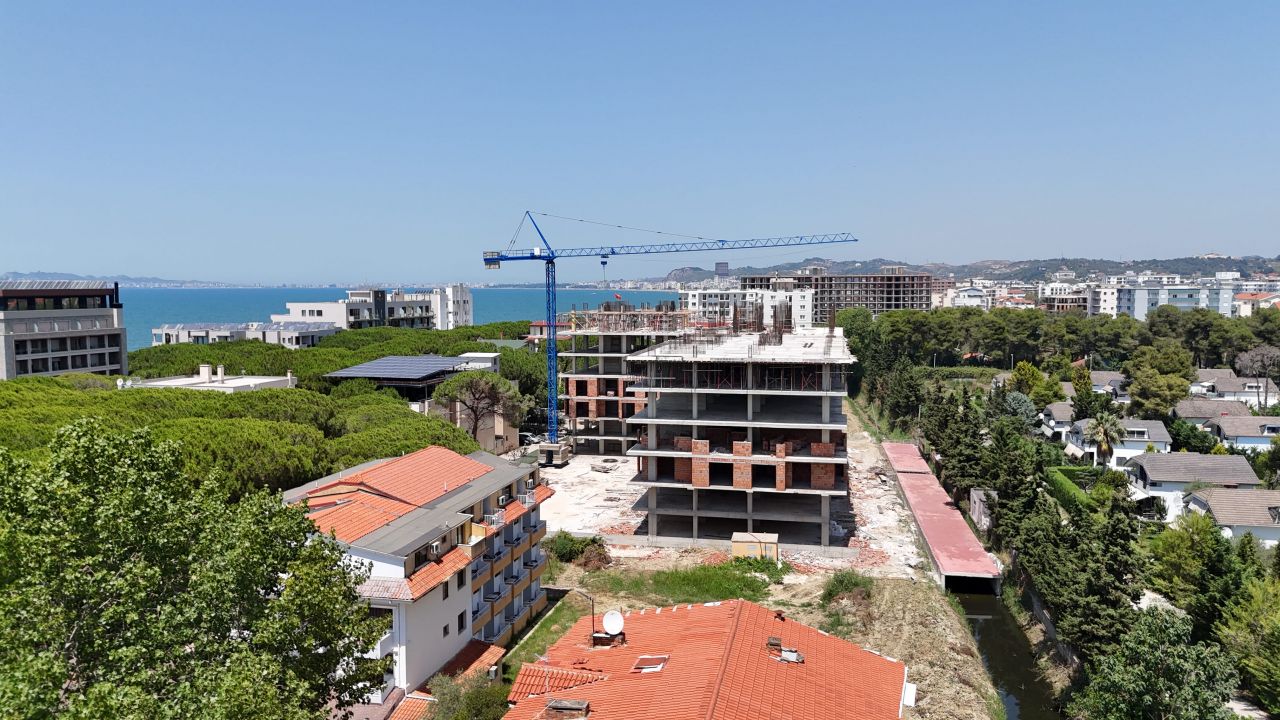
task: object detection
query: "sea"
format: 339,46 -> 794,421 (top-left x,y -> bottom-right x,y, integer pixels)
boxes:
119,287 -> 679,351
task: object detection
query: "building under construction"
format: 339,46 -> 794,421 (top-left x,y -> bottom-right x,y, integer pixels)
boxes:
560,301 -> 775,454
559,302 -> 690,454
739,265 -> 947,321
624,319 -> 854,545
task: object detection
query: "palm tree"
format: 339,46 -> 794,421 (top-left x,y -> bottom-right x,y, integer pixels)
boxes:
1085,412 -> 1125,467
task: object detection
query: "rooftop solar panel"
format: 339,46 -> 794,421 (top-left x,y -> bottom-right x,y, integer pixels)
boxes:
326,355 -> 465,380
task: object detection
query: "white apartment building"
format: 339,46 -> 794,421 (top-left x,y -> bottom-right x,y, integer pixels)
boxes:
1087,286 -> 1119,317
284,446 -> 552,715
1114,282 -> 1235,321
680,288 -> 815,327
945,287 -> 990,309
0,281 -> 128,380
151,321 -> 339,348
270,289 -> 435,330
427,284 -> 474,330
1064,418 -> 1171,468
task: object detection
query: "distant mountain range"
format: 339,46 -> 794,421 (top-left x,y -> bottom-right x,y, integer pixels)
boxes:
0,271 -> 232,288
660,254 -> 1280,283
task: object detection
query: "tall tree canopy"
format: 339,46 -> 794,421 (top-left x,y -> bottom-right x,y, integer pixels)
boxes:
1067,608 -> 1238,720
0,421 -> 389,719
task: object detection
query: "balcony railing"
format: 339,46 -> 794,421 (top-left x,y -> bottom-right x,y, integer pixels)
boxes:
518,492 -> 536,507
484,512 -> 505,529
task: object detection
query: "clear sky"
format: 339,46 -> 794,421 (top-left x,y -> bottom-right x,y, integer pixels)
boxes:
2,3 -> 1277,285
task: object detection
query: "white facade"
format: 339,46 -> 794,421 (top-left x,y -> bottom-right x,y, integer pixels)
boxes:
0,281 -> 128,379
271,289 -> 435,330
1087,286 -> 1119,317
151,321 -> 339,348
1064,419 -> 1171,469
946,287 -> 989,309
427,284 -> 474,330
680,288 -> 815,327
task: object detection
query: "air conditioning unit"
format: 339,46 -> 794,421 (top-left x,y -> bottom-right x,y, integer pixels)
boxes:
429,541 -> 442,558
524,478 -> 536,491
498,494 -> 512,507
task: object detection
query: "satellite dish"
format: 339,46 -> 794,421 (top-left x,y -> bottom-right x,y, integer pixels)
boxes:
602,610 -> 625,636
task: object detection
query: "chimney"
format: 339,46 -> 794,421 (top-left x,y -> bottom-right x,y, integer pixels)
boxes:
198,363 -> 212,382
216,364 -> 226,383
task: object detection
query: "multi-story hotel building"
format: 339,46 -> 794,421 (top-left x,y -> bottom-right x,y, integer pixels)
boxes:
0,281 -> 127,380
270,289 -> 435,330
284,446 -> 552,714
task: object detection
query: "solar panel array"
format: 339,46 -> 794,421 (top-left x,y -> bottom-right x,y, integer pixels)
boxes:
326,355 -> 465,380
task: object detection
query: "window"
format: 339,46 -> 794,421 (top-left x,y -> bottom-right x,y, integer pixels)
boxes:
456,569 -> 466,590
442,624 -> 450,637
1270,507 -> 1280,524
632,655 -> 669,673
457,611 -> 467,633
442,583 -> 449,601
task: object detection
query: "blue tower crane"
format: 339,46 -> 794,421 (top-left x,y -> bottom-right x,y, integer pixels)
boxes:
483,211 -> 859,446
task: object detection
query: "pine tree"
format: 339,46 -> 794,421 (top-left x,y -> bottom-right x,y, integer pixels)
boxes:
1237,532 -> 1264,579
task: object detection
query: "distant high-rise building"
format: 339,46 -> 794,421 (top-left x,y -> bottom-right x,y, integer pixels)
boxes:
0,281 -> 127,379
739,266 -> 940,321
714,261 -> 730,277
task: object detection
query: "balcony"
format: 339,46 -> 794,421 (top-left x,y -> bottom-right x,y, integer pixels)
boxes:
472,601 -> 492,627
484,512 -> 506,529
518,492 -> 536,507
529,520 -> 548,544
470,557 -> 491,584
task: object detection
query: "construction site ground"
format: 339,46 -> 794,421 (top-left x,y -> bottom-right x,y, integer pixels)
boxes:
547,546 -> 999,720
537,398 -> 924,577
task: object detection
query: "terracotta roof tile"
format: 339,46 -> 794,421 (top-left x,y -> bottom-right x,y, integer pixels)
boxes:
431,640 -> 506,685
406,547 -> 470,600
306,491 -> 418,543
387,697 -> 430,720
503,600 -> 907,720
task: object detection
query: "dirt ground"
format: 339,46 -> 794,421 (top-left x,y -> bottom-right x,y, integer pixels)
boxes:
843,397 -> 927,578
537,453 -> 648,536
549,547 -> 999,720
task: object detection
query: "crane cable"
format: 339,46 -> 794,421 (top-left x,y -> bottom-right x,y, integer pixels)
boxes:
530,211 -> 719,242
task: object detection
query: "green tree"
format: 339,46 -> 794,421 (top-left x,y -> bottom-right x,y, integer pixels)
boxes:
1247,626 -> 1280,714
835,307 -> 876,394
1126,367 -> 1191,419
1067,608 -> 1237,720
1216,576 -> 1280,711
1084,412 -> 1124,467
1029,374 -> 1067,408
432,370 -> 532,441
1168,418 -> 1219,454
0,420 -> 389,719
1002,391 -> 1039,429
1009,360 -> 1043,395
1124,338 -> 1196,383
427,671 -> 510,720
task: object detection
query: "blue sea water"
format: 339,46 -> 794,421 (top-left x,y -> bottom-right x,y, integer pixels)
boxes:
120,287 -> 678,351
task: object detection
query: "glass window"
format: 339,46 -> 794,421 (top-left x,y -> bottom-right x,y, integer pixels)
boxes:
457,611 -> 466,633
442,624 -> 450,637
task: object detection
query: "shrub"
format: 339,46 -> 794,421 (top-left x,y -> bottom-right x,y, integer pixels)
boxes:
727,556 -> 793,584
821,570 -> 874,604
1045,466 -> 1097,516
544,531 -> 604,563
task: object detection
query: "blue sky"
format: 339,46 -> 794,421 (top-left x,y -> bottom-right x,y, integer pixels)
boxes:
2,3 -> 1276,285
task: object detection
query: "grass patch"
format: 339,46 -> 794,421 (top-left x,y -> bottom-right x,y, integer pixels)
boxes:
821,570 -> 873,605
543,555 -> 564,584
501,594 -> 588,683
584,562 -> 772,605
848,396 -> 913,443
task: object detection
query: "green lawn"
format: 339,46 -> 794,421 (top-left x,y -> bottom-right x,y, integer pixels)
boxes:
582,561 -> 775,605
501,593 -> 588,683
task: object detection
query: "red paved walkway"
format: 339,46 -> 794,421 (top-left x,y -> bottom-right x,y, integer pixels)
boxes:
882,443 -> 1000,580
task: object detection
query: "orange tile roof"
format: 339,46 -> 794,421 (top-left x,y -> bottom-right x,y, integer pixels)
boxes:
431,640 -> 506,684
504,600 -> 907,720
406,546 -> 471,600
306,491 -> 418,543
387,697 -> 430,720
300,446 -> 495,544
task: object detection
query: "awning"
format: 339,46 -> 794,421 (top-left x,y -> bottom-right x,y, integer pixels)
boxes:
1128,485 -> 1151,500
1064,444 -> 1085,459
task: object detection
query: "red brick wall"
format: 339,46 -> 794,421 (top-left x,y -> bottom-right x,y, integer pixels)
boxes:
811,442 -> 835,458
692,459 -> 710,487
674,436 -> 692,452
674,457 -> 692,482
812,463 -> 836,489
732,441 -> 752,457
732,460 -> 753,489
692,439 -> 709,455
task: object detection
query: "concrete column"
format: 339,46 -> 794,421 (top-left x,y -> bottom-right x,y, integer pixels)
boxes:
648,487 -> 658,538
746,393 -> 753,421
747,492 -> 753,533
691,365 -> 698,420
647,363 -> 656,418
691,488 -> 699,540
822,429 -> 830,442
822,394 -> 830,423
822,363 -> 831,391
821,495 -> 830,546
